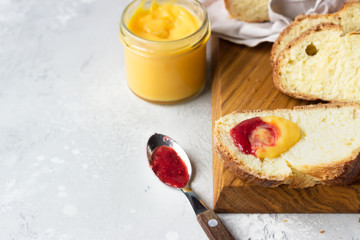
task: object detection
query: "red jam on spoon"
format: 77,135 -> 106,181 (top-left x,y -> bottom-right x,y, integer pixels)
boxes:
150,145 -> 189,188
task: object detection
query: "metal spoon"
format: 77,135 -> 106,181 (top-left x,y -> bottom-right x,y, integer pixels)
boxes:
147,133 -> 234,240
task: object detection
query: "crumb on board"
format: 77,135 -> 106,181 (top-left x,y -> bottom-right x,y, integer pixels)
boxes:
320,230 -> 325,234
283,220 -> 288,222
358,217 -> 360,222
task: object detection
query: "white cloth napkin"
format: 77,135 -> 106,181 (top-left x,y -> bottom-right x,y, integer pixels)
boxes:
203,0 -> 345,46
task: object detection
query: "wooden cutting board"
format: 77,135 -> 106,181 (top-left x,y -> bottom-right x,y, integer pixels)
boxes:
211,37 -> 360,213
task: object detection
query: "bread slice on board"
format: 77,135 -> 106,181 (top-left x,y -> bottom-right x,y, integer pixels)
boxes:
214,104 -> 360,188
271,1 -> 360,65
224,0 -> 269,22
273,23 -> 360,103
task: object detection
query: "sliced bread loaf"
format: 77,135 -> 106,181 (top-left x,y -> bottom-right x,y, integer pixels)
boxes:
224,0 -> 269,22
271,1 -> 360,65
214,104 -> 360,188
273,23 -> 360,103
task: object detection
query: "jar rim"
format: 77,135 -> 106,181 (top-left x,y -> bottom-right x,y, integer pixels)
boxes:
120,0 -> 209,45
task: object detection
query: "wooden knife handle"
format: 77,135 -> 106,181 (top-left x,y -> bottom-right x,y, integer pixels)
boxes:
196,209 -> 235,240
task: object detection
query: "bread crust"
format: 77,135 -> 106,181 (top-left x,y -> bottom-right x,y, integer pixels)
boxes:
214,103 -> 360,188
322,153 -> 360,185
224,0 -> 270,23
214,132 -> 284,187
272,23 -> 345,102
303,153 -> 360,185
270,1 -> 359,66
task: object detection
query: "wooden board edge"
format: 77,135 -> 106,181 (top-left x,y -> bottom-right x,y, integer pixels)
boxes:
212,184 -> 360,213
210,36 -> 224,210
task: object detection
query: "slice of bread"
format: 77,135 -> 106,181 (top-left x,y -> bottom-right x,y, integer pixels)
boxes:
214,104 -> 360,188
273,23 -> 360,103
271,1 -> 360,65
224,0 -> 269,22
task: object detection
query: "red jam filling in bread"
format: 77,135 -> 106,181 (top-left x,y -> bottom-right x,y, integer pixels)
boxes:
230,116 -> 300,159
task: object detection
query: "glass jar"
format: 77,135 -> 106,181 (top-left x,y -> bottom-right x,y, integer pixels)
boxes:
120,0 -> 211,104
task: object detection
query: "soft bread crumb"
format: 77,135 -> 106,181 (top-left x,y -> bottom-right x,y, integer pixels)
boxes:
275,24 -> 360,103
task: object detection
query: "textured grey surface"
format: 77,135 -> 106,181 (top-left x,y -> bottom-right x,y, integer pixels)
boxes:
1,0 -> 360,239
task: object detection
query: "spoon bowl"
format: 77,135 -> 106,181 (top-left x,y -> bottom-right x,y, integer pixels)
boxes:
147,133 -> 192,188
146,133 -> 234,240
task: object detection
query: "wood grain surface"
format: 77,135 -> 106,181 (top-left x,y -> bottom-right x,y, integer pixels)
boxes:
211,37 -> 360,213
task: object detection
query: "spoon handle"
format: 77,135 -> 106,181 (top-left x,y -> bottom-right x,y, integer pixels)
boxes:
181,188 -> 234,240
197,209 -> 235,240
181,188 -> 207,215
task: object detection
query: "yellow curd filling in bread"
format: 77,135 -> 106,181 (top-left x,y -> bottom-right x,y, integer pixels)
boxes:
230,116 -> 300,159
258,116 -> 300,158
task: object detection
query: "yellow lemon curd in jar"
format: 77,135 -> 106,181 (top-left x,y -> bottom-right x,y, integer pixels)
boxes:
122,0 -> 209,103
128,1 -> 200,41
252,116 -> 301,159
